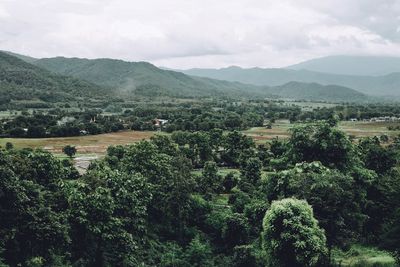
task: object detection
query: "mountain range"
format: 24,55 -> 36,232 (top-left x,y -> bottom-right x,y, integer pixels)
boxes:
33,56 -> 370,102
34,57 -> 267,98
2,51 -> 398,103
181,63 -> 400,97
287,55 -> 400,76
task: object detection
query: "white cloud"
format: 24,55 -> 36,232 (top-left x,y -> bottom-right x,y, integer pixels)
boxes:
0,0 -> 400,68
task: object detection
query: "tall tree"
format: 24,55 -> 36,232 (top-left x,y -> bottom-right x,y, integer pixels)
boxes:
262,198 -> 327,267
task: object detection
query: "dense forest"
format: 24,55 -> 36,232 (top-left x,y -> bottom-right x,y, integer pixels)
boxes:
1,120 -> 399,266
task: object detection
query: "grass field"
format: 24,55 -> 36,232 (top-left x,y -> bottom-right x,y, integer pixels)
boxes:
333,245 -> 396,267
0,130 -> 156,154
2,120 -> 400,156
243,120 -> 400,143
339,121 -> 400,138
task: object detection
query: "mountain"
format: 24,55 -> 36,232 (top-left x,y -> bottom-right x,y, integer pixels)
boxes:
34,57 -> 266,98
264,82 -> 369,102
0,51 -> 371,102
1,50 -> 38,64
0,51 -> 108,104
287,55 -> 400,76
35,57 -> 372,102
181,66 -> 400,96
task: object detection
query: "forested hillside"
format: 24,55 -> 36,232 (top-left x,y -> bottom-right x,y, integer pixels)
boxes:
264,82 -> 369,102
35,57 -> 265,98
0,50 -> 377,107
0,51 -> 108,104
35,56 -> 371,102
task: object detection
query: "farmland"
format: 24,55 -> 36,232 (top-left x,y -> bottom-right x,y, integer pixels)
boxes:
2,120 -> 400,156
0,130 -> 156,154
244,120 -> 400,143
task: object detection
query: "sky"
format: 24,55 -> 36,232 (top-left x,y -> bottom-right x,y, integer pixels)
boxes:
1,0 -> 400,69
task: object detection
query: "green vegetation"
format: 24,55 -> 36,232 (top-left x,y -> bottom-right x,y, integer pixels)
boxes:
34,56 -> 266,98
2,50 -> 400,267
0,51 -> 109,105
333,245 -> 396,267
1,122 -> 399,266
62,145 -> 76,158
262,198 -> 327,267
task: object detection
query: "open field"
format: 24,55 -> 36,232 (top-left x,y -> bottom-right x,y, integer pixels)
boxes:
333,245 -> 396,267
243,120 -> 292,142
0,130 -> 156,154
243,120 -> 400,143
281,100 -> 339,110
2,120 -> 400,156
339,121 -> 400,138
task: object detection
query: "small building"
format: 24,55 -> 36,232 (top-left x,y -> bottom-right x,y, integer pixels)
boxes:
153,119 -> 169,127
57,116 -> 76,126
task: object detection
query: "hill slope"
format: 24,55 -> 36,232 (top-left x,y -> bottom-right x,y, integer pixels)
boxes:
0,51 -> 108,104
181,66 -> 400,96
34,57 -> 265,98
287,55 -> 400,76
1,50 -> 38,64
35,56 -> 372,102
265,82 -> 369,102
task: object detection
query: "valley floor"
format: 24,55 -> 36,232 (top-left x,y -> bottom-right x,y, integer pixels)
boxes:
2,120 -> 400,156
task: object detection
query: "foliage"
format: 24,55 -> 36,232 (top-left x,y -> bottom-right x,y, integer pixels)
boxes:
62,145 -> 76,158
262,198 -> 327,267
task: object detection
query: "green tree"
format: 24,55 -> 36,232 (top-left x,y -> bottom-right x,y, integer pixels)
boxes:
359,137 -> 398,175
200,161 -> 221,196
0,162 -> 69,266
380,208 -> 400,265
239,157 -> 262,192
266,162 -> 366,254
184,235 -> 213,267
288,122 -> 356,171
62,145 -> 76,158
262,198 -> 327,267
5,142 -> 13,150
222,131 -> 255,167
67,168 -> 152,266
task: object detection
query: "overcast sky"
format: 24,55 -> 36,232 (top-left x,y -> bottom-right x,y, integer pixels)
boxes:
1,0 -> 400,69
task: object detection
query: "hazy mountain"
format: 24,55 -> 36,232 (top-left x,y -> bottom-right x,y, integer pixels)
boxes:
34,57 -> 269,98
35,57 -> 372,102
264,82 -> 369,102
287,55 -> 400,76
1,50 -> 38,64
0,51 -> 107,103
181,66 -> 400,96
0,51 -> 370,102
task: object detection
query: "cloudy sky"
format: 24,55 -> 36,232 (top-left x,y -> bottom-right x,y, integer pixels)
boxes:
1,0 -> 400,68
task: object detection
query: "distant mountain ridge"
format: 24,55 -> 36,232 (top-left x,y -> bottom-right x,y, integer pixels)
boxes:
265,82 -> 368,102
287,55 -> 400,76
35,56 -> 371,102
34,57 -> 268,98
181,66 -> 400,96
1,50 -> 38,64
0,50 -> 374,102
